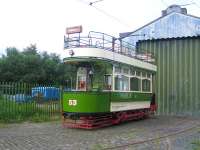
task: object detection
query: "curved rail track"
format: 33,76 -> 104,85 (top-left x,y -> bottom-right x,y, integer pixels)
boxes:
103,117 -> 200,149
0,116 -> 200,150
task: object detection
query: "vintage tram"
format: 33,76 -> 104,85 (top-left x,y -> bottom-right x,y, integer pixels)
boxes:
62,26 -> 157,129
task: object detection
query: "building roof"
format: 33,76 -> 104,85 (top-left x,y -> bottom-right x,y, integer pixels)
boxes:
137,35 -> 200,43
120,5 -> 200,39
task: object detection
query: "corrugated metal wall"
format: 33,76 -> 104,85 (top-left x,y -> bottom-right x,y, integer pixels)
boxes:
137,37 -> 200,116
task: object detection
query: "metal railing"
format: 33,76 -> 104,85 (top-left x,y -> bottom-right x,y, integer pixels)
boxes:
0,82 -> 61,122
64,31 -> 155,63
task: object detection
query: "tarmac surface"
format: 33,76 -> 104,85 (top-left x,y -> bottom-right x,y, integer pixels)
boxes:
0,116 -> 200,150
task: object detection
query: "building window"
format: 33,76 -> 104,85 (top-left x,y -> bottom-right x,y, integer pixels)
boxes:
130,77 -> 141,91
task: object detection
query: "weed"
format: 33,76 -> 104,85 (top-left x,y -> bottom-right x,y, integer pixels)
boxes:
191,140 -> 200,150
92,143 -> 104,150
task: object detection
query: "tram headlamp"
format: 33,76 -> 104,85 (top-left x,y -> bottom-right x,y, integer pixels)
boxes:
89,70 -> 93,75
69,49 -> 74,56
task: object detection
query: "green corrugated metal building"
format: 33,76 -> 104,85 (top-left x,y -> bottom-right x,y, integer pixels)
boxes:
137,37 -> 200,115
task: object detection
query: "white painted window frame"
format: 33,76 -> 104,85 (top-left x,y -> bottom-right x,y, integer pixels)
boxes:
111,66 -> 152,93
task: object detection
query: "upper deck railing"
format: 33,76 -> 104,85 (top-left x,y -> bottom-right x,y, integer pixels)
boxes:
64,31 -> 155,63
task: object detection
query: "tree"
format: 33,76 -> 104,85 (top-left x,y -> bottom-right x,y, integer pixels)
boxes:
0,44 -> 72,85
23,44 -> 37,55
0,47 -> 24,82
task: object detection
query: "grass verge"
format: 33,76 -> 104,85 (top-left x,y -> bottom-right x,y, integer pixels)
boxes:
0,96 -> 60,123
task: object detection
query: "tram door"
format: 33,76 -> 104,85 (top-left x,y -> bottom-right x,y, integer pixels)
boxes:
76,67 -> 87,91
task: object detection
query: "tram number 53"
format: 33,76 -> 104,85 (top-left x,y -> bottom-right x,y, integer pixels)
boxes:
68,100 -> 77,106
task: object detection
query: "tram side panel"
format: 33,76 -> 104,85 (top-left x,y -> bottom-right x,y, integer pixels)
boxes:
62,91 -> 153,114
62,91 -> 110,114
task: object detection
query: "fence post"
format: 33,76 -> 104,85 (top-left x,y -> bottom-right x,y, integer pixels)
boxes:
60,85 -> 63,121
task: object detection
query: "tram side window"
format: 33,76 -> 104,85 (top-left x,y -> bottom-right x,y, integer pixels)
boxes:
136,71 -> 141,77
114,67 -> 121,73
142,79 -> 151,92
115,75 -> 129,91
130,77 -> 141,91
123,68 -> 129,74
147,73 -> 151,78
142,72 -> 146,77
104,75 -> 112,90
130,70 -> 135,76
122,76 -> 129,91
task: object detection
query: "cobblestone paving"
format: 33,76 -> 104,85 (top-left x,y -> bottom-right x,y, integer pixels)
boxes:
0,116 -> 200,150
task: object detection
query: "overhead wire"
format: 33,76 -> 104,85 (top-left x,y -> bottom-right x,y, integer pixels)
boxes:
192,0 -> 200,8
160,0 -> 198,7
180,0 -> 200,8
159,0 -> 200,9
89,0 -> 104,5
77,0 -> 132,28
91,5 -> 132,28
77,0 -> 200,35
187,0 -> 200,8
180,2 -> 195,6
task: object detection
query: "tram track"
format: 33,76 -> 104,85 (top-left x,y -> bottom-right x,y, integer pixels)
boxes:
0,116 -> 200,150
100,117 -> 196,138
103,119 -> 200,150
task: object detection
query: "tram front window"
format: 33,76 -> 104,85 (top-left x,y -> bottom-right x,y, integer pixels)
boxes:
77,76 -> 86,91
104,75 -> 112,90
77,67 -> 87,91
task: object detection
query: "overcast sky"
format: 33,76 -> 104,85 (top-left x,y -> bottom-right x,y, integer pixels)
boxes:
0,0 -> 200,56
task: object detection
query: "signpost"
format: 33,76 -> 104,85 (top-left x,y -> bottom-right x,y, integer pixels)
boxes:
65,25 -> 83,49
66,26 -> 82,34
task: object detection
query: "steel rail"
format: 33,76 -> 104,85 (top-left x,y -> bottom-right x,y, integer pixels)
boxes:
103,120 -> 200,149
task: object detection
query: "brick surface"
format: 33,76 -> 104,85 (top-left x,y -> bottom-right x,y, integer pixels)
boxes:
0,116 -> 200,150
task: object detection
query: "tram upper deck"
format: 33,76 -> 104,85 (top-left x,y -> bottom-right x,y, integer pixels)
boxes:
64,31 -> 155,63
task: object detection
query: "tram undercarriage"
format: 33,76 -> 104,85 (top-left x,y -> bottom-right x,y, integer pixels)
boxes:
62,104 -> 156,129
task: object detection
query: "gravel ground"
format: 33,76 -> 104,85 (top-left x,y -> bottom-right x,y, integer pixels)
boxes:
0,116 -> 200,150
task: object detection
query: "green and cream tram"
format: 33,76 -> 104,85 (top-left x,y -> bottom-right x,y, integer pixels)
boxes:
62,26 -> 157,129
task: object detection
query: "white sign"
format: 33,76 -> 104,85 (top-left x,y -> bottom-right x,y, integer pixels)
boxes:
68,100 -> 77,106
110,101 -> 150,112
